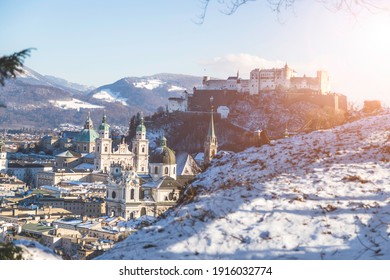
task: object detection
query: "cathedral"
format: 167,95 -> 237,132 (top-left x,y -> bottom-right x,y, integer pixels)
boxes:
50,110 -> 217,220
103,113 -> 212,220
94,113 -> 148,174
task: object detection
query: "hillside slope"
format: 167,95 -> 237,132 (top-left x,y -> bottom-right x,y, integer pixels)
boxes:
98,110 -> 390,260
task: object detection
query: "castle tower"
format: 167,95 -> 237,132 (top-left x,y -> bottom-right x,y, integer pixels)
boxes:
94,113 -> 113,173
132,116 -> 149,175
0,140 -> 8,173
204,105 -> 218,166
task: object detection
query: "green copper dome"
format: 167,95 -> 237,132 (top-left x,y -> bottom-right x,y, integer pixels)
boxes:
150,134 -> 175,164
77,112 -> 99,142
99,113 -> 110,131
136,117 -> 146,133
77,129 -> 99,143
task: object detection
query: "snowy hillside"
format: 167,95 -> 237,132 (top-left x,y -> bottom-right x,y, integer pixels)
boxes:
98,110 -> 390,260
92,89 -> 128,106
133,79 -> 165,90
49,98 -> 104,110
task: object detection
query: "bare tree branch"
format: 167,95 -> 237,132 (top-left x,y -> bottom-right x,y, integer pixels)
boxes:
198,0 -> 389,23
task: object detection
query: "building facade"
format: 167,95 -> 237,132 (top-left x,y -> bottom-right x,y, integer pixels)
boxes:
201,64 -> 330,95
0,140 -> 8,173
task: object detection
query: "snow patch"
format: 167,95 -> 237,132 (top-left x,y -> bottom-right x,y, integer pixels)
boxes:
133,79 -> 165,90
168,85 -> 186,92
92,89 -> 128,106
16,68 -> 40,80
49,98 -> 104,110
14,239 -> 61,260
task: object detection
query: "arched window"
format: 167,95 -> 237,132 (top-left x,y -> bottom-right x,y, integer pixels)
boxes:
154,166 -> 158,174
164,167 -> 168,174
97,146 -> 100,152
134,147 -> 137,153
112,191 -> 116,199
142,147 -> 145,153
130,189 -> 134,199
140,207 -> 146,216
104,146 -> 108,153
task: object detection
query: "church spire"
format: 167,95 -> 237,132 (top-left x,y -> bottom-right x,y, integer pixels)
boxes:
204,97 -> 218,166
207,106 -> 216,139
84,111 -> 93,129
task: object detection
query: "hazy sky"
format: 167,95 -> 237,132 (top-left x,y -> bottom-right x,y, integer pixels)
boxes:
1,0 -> 389,105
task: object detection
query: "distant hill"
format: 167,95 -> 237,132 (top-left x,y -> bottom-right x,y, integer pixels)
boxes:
0,68 -> 202,129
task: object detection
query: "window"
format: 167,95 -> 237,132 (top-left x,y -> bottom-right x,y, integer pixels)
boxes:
140,207 -> 146,216
97,146 -> 100,152
173,167 -> 176,174
164,167 -> 168,174
83,145 -> 87,152
154,166 -> 158,174
142,147 -> 145,153
104,146 -> 108,153
130,189 -> 134,199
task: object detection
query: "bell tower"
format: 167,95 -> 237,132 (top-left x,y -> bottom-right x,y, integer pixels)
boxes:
132,115 -> 149,174
95,112 -> 112,173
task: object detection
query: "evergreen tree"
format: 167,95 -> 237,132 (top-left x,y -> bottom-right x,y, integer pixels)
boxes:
0,49 -> 33,86
0,242 -> 23,260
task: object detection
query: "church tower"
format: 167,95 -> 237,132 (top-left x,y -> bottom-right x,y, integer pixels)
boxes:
0,140 -> 8,173
105,164 -> 141,219
132,116 -> 149,175
204,105 -> 218,166
95,113 -> 113,173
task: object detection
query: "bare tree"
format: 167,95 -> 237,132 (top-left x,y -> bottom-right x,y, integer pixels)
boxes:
198,0 -> 388,23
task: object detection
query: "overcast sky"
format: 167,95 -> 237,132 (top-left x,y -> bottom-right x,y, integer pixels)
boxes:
1,0 -> 389,105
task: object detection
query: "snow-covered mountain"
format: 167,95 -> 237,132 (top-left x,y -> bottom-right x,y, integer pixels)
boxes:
44,75 -> 95,93
0,68 -> 202,128
89,73 -> 202,110
16,67 -> 93,95
98,110 -> 390,260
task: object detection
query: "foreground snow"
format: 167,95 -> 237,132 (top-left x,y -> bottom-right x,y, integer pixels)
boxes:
98,110 -> 390,260
14,240 -> 61,260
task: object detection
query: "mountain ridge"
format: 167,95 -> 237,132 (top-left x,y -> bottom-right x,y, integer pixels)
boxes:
0,68 -> 202,129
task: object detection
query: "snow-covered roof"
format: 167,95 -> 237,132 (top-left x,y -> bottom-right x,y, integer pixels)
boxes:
73,163 -> 94,170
